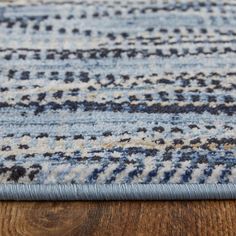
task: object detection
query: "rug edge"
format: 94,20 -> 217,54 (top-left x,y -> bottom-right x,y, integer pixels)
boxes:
0,184 -> 236,200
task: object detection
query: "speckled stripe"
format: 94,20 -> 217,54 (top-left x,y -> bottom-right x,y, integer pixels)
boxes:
0,0 -> 236,191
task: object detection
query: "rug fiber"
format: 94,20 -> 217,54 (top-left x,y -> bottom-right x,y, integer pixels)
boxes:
0,0 -> 236,200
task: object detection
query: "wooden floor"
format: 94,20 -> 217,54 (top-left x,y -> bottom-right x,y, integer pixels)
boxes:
0,201 -> 235,236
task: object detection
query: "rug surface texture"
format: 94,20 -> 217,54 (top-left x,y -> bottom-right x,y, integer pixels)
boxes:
0,0 -> 236,200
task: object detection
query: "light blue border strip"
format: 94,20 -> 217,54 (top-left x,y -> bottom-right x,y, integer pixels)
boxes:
0,184 -> 236,200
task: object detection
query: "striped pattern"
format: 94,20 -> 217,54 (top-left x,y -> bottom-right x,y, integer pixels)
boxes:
0,0 -> 236,185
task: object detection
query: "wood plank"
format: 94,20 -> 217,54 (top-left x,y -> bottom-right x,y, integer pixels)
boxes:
0,201 -> 235,236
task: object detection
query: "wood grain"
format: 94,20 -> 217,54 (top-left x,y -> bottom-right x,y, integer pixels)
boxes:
0,200 -> 235,236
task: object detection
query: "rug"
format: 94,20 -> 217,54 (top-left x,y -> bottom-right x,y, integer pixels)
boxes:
0,0 -> 236,200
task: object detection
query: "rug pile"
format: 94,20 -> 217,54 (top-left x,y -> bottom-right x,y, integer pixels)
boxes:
0,0 -> 235,200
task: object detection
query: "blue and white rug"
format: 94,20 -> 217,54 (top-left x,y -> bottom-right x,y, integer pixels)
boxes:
0,0 -> 236,200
